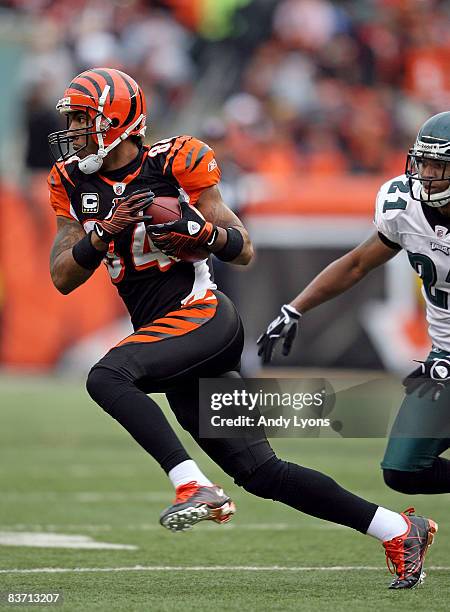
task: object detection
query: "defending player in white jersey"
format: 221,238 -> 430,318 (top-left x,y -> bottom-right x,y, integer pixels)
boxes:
258,111 -> 450,497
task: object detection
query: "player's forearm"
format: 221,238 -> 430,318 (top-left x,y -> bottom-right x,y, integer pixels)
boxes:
50,250 -> 95,294
233,241 -> 254,265
208,226 -> 254,265
50,221 -> 108,294
233,228 -> 254,265
196,186 -> 254,265
291,252 -> 367,313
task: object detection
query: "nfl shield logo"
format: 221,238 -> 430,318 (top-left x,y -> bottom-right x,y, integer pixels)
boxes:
435,225 -> 448,239
113,183 -> 126,196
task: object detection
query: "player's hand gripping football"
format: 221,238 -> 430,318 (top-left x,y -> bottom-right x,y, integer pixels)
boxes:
403,357 -> 450,401
93,187 -> 154,243
257,305 -> 302,364
145,194 -> 217,258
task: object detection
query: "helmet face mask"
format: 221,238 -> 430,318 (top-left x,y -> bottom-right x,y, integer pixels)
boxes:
48,68 -> 147,174
406,112 -> 450,208
48,108 -> 109,163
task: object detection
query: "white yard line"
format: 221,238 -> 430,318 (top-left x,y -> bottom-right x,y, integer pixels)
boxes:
2,492 -> 170,503
0,565 -> 449,575
0,532 -> 136,550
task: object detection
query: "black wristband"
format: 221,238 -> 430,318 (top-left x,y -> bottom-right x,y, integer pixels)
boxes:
214,227 -> 244,262
72,232 -> 106,270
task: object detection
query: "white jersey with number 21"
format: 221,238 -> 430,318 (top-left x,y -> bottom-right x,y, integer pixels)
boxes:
374,173 -> 450,353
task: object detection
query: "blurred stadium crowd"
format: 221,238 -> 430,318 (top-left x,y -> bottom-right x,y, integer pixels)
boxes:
0,0 -> 449,368
3,0 -> 450,177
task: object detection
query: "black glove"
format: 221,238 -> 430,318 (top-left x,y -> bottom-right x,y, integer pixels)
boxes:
257,304 -> 301,364
93,187 -> 154,243
146,194 -> 217,258
403,357 -> 450,401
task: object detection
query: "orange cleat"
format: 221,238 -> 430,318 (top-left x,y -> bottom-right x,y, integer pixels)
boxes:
383,507 -> 438,589
159,481 -> 236,532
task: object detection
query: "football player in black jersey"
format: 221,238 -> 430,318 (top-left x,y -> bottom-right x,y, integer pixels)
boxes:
48,68 -> 436,588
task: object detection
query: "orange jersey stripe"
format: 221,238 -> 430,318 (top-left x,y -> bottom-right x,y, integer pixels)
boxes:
171,137 -> 220,205
162,136 -> 191,175
114,292 -> 218,348
142,317 -> 199,331
174,307 -> 217,318
141,328 -> 193,338
162,303 -> 217,318
117,334 -> 164,345
56,161 -> 76,187
48,164 -> 73,219
183,291 -> 218,306
116,323 -> 200,346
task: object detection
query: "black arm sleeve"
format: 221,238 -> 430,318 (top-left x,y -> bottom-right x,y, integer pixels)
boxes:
378,231 -> 402,251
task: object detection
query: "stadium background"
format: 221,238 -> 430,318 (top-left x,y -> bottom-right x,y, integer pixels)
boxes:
2,0 -> 450,373
0,2 -> 449,610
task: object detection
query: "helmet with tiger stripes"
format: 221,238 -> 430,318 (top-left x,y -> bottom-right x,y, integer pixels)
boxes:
48,67 -> 147,174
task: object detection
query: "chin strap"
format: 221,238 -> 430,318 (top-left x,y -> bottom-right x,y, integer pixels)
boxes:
77,112 -> 145,174
420,188 -> 450,208
418,178 -> 450,208
78,150 -> 107,174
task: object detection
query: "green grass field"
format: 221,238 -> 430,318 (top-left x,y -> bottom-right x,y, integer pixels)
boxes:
0,376 -> 448,611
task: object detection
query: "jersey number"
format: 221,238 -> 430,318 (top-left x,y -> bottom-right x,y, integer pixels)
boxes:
407,252 -> 450,310
148,137 -> 173,157
105,223 -> 174,283
383,179 -> 409,213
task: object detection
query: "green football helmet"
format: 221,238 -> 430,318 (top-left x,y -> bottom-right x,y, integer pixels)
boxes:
406,111 -> 450,208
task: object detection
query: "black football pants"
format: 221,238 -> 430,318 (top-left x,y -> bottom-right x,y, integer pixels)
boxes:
86,291 -> 378,533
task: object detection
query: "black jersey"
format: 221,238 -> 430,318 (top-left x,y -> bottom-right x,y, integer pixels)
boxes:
48,136 -> 221,328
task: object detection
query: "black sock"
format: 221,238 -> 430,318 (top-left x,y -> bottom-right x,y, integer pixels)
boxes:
282,462 -> 378,533
243,457 -> 378,533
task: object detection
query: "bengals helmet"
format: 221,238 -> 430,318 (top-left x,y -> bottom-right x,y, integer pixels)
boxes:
48,67 -> 147,174
406,111 -> 450,208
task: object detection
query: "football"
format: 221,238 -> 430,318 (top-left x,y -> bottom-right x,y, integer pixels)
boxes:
147,196 -> 181,224
146,196 -> 209,262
